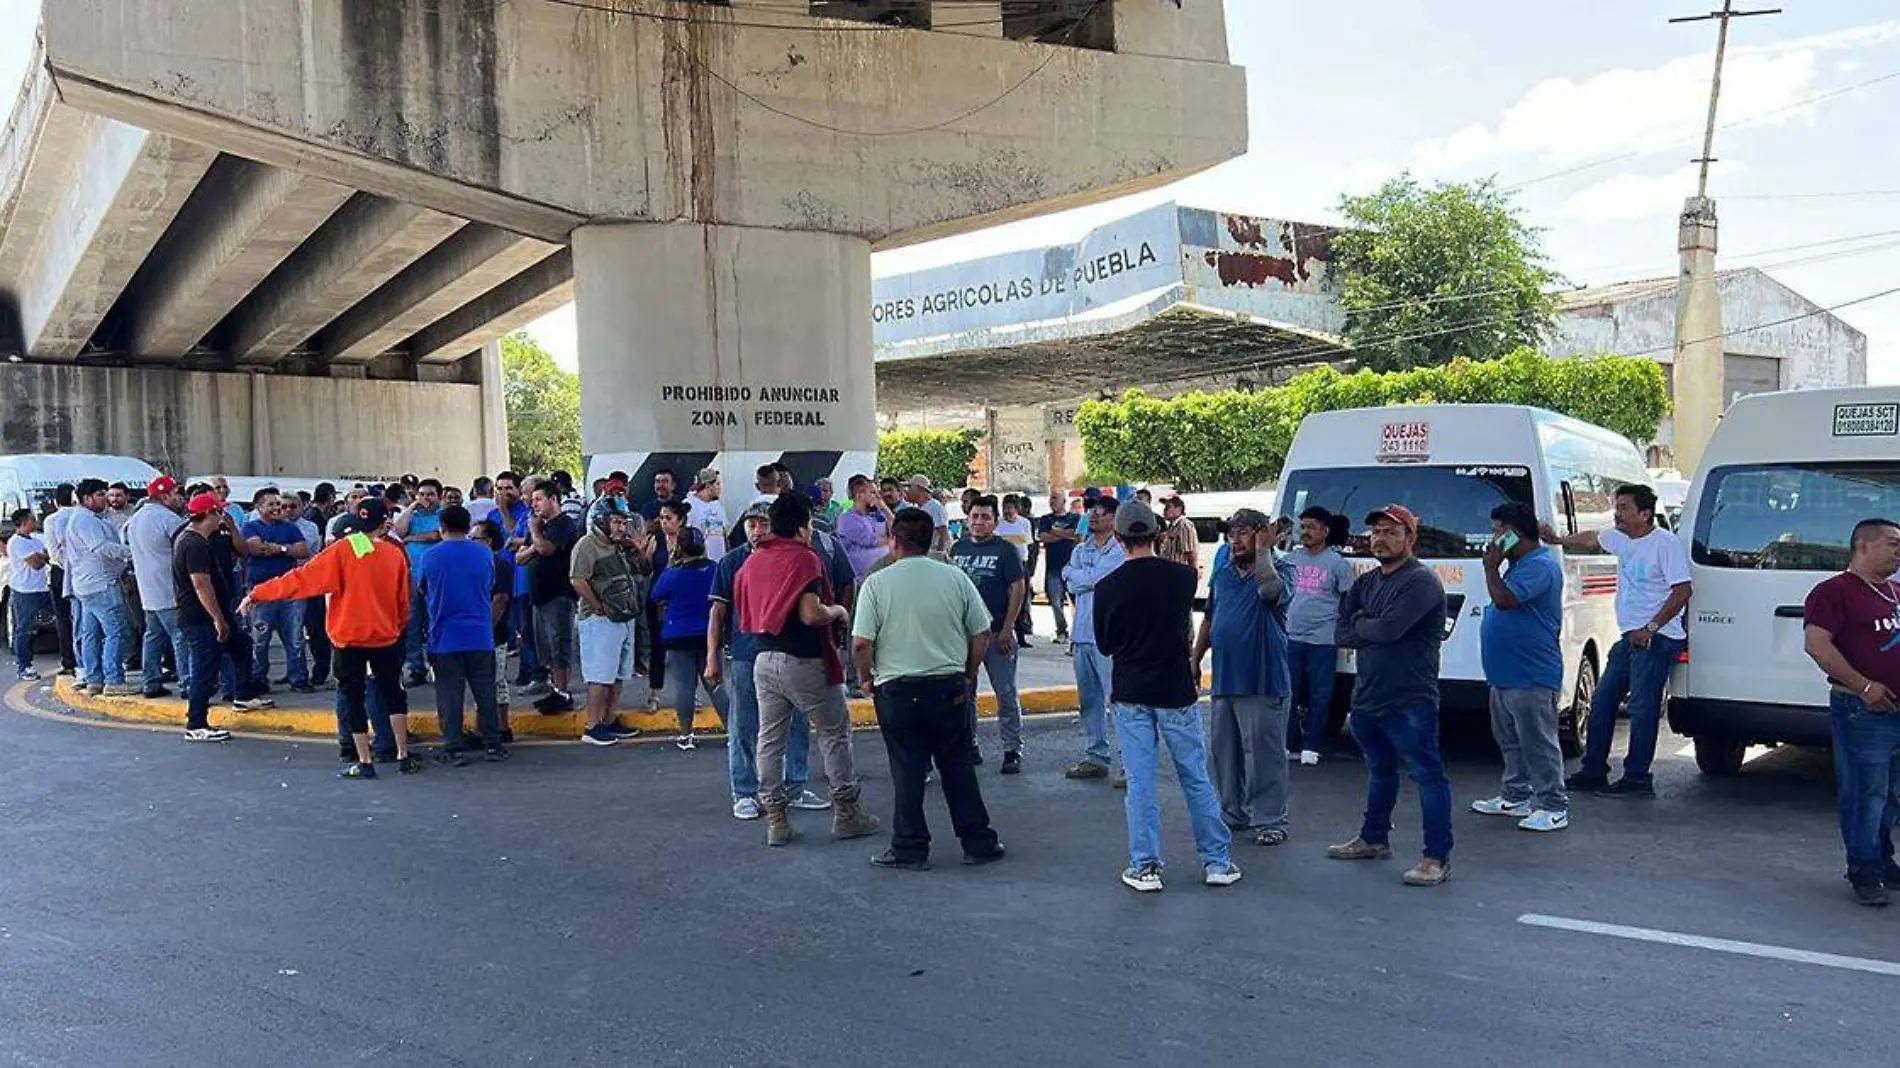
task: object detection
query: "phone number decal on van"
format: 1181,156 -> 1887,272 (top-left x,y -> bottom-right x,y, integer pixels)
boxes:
1378,421 -> 1431,463
1832,403 -> 1899,437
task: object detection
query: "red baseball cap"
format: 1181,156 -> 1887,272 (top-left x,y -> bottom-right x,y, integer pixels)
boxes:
146,475 -> 177,499
186,492 -> 223,516
1364,504 -> 1419,533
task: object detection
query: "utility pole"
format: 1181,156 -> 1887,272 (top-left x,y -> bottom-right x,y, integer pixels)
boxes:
1665,0 -> 1780,476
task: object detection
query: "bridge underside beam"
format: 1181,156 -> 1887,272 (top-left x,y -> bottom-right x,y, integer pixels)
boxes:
404,249 -> 574,365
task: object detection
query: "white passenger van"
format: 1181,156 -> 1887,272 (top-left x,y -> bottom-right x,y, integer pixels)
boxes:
0,453 -> 163,534
1668,386 -> 1900,774
1277,405 -> 1650,753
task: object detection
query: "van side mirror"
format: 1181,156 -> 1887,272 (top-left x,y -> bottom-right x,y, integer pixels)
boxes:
1559,480 -> 1578,536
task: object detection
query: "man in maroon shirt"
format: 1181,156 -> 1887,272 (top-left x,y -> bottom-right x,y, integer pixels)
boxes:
1803,517 -> 1900,907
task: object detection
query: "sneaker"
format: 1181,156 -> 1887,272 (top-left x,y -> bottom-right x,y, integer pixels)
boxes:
398,754 -> 425,775
141,685 -> 172,698
1203,861 -> 1244,887
1111,767 -> 1127,790
435,749 -> 471,768
1402,857 -> 1452,887
1471,796 -> 1535,818
1299,749 -> 1321,766
581,725 -> 619,746
1594,778 -> 1656,800
404,670 -> 430,689
338,761 -> 377,780
1252,827 -> 1288,847
870,849 -> 931,872
1018,636 -> 1033,648
1001,750 -> 1022,775
1121,863 -> 1164,892
603,721 -> 640,739
732,796 -> 763,821
1518,809 -> 1571,833
534,690 -> 575,715
676,733 -> 697,751
646,692 -> 661,712
19,668 -> 40,681
183,727 -> 230,743
1854,879 -> 1891,907
484,745 -> 511,763
82,682 -> 104,695
1054,633 -> 1069,645
232,696 -> 275,712
1564,770 -> 1610,792
101,683 -> 139,696
1325,837 -> 1394,861
56,665 -> 75,676
788,789 -> 832,811
962,843 -> 1007,866
519,680 -> 549,698
289,682 -> 317,694
1063,761 -> 1108,780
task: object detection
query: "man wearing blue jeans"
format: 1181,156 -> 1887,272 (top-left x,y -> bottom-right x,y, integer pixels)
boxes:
64,478 -> 135,695
706,502 -> 821,820
242,492 -> 313,692
1544,484 -> 1692,800
1036,492 -> 1081,644
1803,518 -> 1900,906
1327,505 -> 1454,887
125,479 -> 188,698
1062,496 -> 1124,782
7,509 -> 51,680
1285,507 -> 1354,762
394,479 -> 446,685
1092,499 -> 1239,892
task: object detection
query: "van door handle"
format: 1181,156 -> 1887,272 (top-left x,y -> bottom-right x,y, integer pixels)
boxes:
1774,605 -> 1805,619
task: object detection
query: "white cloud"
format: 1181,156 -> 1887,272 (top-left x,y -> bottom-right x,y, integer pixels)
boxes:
1336,158 -> 1403,194
1558,162 -> 1744,223
1413,19 -> 1900,173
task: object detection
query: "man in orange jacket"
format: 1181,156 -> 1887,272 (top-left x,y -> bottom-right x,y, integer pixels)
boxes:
242,498 -> 422,779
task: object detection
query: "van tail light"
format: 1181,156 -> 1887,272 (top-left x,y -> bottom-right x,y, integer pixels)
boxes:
1677,643 -> 1690,664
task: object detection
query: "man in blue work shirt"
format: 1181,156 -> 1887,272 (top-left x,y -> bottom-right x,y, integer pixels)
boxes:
394,478 -> 446,686
1192,508 -> 1296,846
1062,495 -> 1125,783
241,490 -> 313,693
418,505 -> 509,763
1472,502 -> 1569,833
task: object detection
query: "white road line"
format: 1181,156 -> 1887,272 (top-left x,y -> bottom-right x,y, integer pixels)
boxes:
1518,914 -> 1900,978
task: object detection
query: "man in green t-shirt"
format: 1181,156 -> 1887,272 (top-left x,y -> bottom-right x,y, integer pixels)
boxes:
852,510 -> 1006,871
570,499 -> 647,746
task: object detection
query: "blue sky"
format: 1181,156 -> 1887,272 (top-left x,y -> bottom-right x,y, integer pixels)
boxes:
4,0 -> 1895,379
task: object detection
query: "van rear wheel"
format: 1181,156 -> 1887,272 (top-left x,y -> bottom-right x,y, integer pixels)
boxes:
1693,735 -> 1747,776
1559,655 -> 1596,760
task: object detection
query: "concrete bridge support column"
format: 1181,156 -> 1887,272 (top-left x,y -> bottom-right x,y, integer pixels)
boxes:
573,223 -> 877,494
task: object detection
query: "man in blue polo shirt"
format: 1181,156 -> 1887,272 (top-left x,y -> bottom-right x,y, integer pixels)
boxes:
418,505 -> 509,763
1472,501 -> 1568,833
395,478 -> 446,686
241,490 -> 312,692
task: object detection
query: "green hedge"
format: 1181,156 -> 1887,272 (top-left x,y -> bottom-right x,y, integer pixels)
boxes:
1074,349 -> 1670,492
876,428 -> 982,491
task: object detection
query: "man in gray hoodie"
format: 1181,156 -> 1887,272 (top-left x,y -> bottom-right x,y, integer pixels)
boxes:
1324,505 -> 1454,887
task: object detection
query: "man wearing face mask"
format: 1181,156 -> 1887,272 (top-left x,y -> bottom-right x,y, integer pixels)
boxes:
1325,505 -> 1454,888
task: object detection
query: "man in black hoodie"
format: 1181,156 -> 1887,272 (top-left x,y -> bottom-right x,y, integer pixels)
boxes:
1325,505 -> 1455,887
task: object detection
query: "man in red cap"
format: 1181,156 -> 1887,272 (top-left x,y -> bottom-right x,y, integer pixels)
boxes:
1324,504 -> 1455,887
126,476 -> 187,698
172,492 -> 245,741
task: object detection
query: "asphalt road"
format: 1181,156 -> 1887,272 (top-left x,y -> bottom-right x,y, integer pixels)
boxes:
1,674 -> 1892,1068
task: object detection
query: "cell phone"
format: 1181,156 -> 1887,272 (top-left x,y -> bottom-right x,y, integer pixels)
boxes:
1495,531 -> 1520,555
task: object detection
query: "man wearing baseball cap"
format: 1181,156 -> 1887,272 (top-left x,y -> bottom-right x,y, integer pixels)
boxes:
687,467 -> 729,561
126,476 -> 187,698
243,498 -> 422,778
1061,493 -> 1127,784
1325,504 -> 1455,886
172,492 -> 244,742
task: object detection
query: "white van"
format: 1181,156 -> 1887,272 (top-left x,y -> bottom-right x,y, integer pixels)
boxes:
0,453 -> 164,532
1668,386 -> 1900,774
1277,405 -> 1651,753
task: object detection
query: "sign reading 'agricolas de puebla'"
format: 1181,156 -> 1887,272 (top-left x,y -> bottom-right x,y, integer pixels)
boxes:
659,383 -> 845,431
871,202 -> 1181,345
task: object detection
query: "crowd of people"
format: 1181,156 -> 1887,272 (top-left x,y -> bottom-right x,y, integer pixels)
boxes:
5,463 -> 1896,904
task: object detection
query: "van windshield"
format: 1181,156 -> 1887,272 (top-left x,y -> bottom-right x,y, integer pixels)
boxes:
1693,462 -> 1900,571
1279,465 -> 1535,559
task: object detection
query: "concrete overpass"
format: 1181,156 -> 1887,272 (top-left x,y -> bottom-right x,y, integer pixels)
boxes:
0,0 -> 1246,485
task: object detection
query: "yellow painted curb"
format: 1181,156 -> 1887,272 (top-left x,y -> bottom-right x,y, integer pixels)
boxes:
53,675 -> 1086,739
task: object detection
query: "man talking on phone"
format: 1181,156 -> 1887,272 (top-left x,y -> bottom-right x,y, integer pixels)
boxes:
1471,502 -> 1569,833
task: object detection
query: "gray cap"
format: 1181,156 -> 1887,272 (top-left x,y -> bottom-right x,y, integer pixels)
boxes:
1220,507 -> 1271,533
742,499 -> 773,522
1114,499 -> 1160,538
694,467 -> 720,488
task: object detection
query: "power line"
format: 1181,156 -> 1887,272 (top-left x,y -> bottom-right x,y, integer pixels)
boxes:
1726,188 -> 1900,201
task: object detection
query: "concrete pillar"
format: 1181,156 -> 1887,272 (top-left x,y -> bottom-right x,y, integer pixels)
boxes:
1672,196 -> 1724,476
572,222 -> 876,491
249,371 -> 274,474
478,338 -> 510,477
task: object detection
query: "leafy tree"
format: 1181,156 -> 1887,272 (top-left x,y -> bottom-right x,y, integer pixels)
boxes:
1076,349 -> 1670,491
1334,175 -> 1563,372
501,331 -> 581,477
876,428 -> 982,491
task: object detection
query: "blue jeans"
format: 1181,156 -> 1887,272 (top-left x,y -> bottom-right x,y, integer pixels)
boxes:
511,597 -> 539,679
1114,702 -> 1232,871
335,676 -> 396,757
1286,640 -> 1338,753
143,607 -> 185,695
249,599 -> 308,686
1351,699 -> 1454,861
10,590 -> 47,673
1581,634 -> 1684,784
1072,641 -> 1115,768
722,654 -> 810,799
1829,692 -> 1900,879
75,589 -> 130,685
181,622 -> 251,730
405,589 -> 429,675
1044,572 -> 1069,638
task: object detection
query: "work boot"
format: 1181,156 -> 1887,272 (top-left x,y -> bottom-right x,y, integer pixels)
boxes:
831,796 -> 881,840
765,803 -> 797,847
